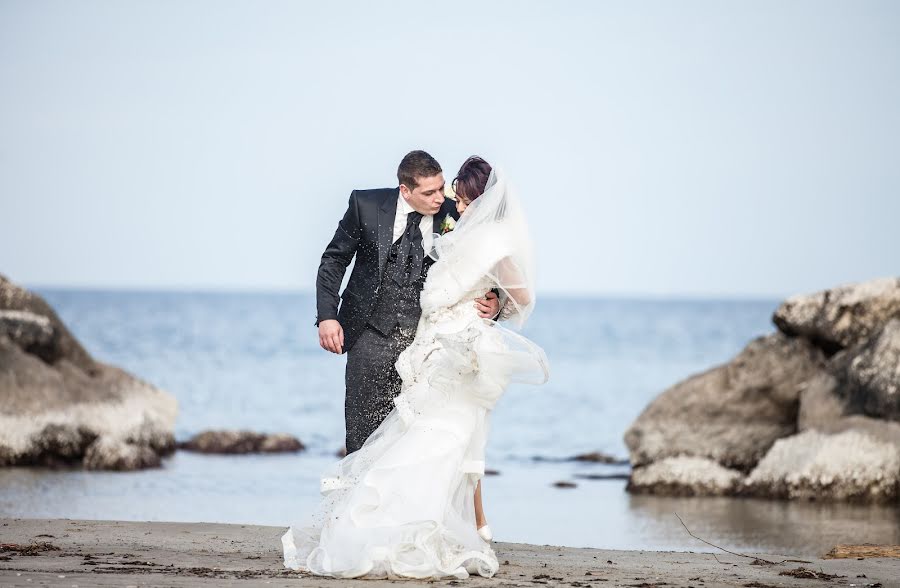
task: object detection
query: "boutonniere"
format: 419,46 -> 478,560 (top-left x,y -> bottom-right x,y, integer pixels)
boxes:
439,214 -> 456,235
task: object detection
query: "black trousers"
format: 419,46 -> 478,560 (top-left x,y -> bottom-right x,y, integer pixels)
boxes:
344,323 -> 416,454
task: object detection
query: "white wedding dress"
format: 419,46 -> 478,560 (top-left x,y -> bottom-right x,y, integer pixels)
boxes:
281,168 -> 549,580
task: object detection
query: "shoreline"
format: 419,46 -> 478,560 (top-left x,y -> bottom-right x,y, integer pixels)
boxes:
1,518 -> 897,587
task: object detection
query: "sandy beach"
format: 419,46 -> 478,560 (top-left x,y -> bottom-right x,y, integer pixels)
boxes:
0,518 -> 896,587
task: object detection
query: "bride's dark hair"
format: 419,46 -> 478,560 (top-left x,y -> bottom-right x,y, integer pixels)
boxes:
452,156 -> 492,202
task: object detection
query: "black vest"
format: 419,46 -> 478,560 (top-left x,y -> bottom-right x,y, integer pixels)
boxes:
367,236 -> 435,336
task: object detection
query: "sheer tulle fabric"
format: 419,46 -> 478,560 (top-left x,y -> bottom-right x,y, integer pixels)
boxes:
427,166 -> 538,331
281,167 -> 548,580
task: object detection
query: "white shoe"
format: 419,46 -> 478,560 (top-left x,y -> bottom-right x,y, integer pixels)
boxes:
477,524 -> 493,542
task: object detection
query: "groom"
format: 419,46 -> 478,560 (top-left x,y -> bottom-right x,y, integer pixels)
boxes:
315,150 -> 502,454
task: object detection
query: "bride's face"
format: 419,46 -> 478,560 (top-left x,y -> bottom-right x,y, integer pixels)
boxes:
455,194 -> 471,215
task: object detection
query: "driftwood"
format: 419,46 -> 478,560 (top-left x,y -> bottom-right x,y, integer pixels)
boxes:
674,512 -> 811,566
825,544 -> 900,559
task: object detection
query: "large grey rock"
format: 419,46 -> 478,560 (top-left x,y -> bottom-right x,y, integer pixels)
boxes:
773,277 -> 900,353
0,274 -> 177,470
626,277 -> 900,501
744,425 -> 900,502
624,332 -> 825,472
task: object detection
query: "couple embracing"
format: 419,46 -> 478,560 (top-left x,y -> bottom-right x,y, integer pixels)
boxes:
282,150 -> 549,580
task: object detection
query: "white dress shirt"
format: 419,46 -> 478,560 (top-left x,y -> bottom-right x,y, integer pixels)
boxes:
393,193 -> 435,254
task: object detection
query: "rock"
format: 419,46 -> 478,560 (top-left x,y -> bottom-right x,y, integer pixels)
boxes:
574,472 -> 630,480
178,430 -> 304,454
627,456 -> 743,497
744,428 -> 900,502
624,332 -> 825,472
625,276 -> 900,502
569,451 -> 628,464
0,274 -> 177,469
552,481 -> 577,488
773,277 -> 900,353
832,319 -> 900,420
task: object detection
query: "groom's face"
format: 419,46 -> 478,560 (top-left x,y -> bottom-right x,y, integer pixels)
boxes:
400,173 -> 446,216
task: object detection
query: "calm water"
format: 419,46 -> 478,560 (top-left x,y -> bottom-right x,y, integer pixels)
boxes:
1,290 -> 897,556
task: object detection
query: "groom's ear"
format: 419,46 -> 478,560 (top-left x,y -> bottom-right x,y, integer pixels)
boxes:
399,183 -> 411,199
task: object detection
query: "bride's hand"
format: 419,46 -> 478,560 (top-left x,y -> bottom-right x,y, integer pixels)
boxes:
474,291 -> 500,319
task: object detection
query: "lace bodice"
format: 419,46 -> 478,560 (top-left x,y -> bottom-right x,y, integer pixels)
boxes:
419,275 -> 495,332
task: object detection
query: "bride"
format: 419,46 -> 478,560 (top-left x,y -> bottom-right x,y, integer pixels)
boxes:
281,157 -> 550,580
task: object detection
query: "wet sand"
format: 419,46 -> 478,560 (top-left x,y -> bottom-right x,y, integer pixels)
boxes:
1,518 -> 897,587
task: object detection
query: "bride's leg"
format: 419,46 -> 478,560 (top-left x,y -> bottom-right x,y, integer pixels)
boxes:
474,479 -> 487,528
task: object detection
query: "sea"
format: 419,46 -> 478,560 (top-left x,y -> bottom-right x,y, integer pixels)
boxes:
1,290 -> 897,557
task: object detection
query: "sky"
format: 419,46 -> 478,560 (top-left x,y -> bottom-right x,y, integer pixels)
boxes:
1,0 -> 898,298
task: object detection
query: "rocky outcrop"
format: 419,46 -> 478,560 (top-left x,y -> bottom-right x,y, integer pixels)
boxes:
625,277 -> 900,502
624,332 -> 825,472
0,274 -> 177,470
177,430 -> 304,454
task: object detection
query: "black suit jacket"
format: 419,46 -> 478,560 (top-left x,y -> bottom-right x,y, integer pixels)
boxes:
315,187 -> 461,354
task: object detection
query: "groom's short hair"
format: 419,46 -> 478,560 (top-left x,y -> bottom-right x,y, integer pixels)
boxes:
398,150 -> 442,189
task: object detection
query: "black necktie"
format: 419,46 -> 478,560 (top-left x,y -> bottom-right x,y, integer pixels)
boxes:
394,211 -> 424,286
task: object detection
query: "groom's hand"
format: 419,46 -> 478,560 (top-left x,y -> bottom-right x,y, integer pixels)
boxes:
474,291 -> 501,319
318,319 -> 344,354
